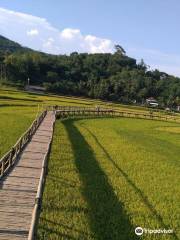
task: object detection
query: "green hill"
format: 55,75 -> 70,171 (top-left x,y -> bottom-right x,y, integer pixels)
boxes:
0,35 -> 179,108
0,35 -> 31,53
0,35 -> 21,52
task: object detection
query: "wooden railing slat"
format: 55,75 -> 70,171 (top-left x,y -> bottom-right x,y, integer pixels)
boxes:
0,110 -> 47,179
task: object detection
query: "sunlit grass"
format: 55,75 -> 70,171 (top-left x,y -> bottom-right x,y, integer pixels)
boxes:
0,106 -> 37,157
0,86 -> 179,158
2,87 -> 180,114
38,118 -> 180,240
0,87 -> 149,158
0,86 -> 179,238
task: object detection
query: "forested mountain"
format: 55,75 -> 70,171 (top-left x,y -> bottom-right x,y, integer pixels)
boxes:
0,35 -> 32,54
0,36 -> 180,107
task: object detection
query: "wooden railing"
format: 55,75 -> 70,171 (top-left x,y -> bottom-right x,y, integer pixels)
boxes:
113,110 -> 180,123
0,110 -> 47,179
48,105 -> 112,111
52,105 -> 179,123
56,107 -> 113,118
28,120 -> 55,240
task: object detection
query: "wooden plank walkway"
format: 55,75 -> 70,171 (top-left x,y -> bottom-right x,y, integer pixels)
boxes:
0,111 -> 55,240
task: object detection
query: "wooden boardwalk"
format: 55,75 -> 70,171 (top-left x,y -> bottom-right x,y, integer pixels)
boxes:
0,111 -> 55,240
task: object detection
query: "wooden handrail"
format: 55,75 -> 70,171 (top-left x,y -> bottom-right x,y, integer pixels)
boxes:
0,110 -> 47,179
113,110 -> 179,123
53,106 -> 179,123
28,118 -> 55,240
1,106 -> 177,179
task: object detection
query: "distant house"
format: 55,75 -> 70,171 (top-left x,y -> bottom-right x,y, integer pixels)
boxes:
146,97 -> 159,107
25,85 -> 45,93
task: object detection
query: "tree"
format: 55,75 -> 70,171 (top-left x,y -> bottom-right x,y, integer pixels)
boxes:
2,45 -> 180,107
114,44 -> 126,55
138,59 -> 147,71
46,71 -> 59,83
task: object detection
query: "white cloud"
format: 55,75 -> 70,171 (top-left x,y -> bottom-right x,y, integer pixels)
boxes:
60,28 -> 81,40
84,35 -> 113,53
0,7 -> 179,77
27,29 -> 39,36
0,7 -> 114,54
43,37 -> 54,48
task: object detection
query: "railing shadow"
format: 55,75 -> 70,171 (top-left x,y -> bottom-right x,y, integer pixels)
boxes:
38,218 -> 94,239
63,119 -> 138,240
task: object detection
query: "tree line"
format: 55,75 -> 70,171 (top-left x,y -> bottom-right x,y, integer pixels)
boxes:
0,44 -> 180,107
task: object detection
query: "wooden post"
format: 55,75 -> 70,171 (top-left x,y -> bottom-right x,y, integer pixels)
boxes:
1,162 -> 4,176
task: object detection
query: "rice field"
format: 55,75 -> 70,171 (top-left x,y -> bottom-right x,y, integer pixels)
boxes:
1,86 -> 179,159
0,106 -> 38,157
37,118 -> 180,240
0,86 -> 180,239
0,88 -> 96,158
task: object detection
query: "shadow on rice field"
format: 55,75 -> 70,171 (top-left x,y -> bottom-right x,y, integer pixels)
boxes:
1,87 -> 180,239
37,117 -> 180,240
63,119 -> 138,240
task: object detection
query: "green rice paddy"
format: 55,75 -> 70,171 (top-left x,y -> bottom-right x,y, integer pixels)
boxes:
0,87 -> 179,239
2,86 -> 176,159
37,118 -> 180,240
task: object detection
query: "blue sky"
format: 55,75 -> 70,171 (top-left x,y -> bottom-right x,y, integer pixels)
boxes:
0,0 -> 180,76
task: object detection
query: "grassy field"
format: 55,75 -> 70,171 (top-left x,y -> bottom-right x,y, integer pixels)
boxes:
37,118 -> 180,240
0,87 -> 95,158
1,86 -> 180,114
0,86 -> 179,239
0,106 -> 38,157
1,86 -> 179,159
